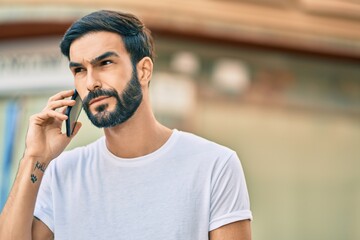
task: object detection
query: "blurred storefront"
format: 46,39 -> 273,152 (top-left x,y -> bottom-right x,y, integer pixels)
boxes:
0,1 -> 359,239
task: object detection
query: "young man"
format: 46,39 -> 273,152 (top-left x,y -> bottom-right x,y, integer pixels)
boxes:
0,10 -> 252,239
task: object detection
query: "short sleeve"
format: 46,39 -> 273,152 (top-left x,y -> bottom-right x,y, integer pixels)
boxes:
34,161 -> 55,233
209,151 -> 252,231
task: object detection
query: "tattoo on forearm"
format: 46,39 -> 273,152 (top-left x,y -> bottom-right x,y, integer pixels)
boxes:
31,174 -> 38,183
30,161 -> 47,184
34,161 -> 46,172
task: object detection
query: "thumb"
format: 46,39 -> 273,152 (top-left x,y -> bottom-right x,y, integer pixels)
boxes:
70,122 -> 82,138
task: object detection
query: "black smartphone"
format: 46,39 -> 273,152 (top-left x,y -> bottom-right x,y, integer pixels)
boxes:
65,90 -> 82,137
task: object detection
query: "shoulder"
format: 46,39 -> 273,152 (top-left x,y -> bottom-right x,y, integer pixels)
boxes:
175,130 -> 236,163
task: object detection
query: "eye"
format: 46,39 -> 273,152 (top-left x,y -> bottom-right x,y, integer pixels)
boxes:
74,67 -> 85,74
101,60 -> 113,66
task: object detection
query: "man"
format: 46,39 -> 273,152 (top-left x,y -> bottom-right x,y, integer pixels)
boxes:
0,10 -> 252,239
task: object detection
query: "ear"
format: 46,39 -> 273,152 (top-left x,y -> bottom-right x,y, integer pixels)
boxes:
136,57 -> 153,86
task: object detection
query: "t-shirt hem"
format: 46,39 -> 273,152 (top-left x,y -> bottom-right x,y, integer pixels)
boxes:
34,211 -> 54,233
209,210 -> 253,231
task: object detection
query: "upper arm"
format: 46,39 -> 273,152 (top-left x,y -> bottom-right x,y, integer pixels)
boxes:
32,217 -> 53,240
209,220 -> 251,240
209,152 -> 252,231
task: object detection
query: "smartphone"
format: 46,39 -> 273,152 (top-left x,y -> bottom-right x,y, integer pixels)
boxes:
65,90 -> 82,137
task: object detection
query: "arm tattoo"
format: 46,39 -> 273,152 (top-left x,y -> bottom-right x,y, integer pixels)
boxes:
30,161 -> 47,184
34,161 -> 46,172
31,174 -> 38,183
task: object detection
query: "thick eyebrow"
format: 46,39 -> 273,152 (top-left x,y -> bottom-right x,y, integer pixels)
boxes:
91,51 -> 120,65
69,61 -> 83,69
69,51 -> 120,68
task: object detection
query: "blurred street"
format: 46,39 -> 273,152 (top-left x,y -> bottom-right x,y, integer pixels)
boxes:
0,1 -> 359,239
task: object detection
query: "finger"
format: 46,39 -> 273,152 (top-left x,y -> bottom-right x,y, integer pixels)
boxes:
70,122 -> 82,138
45,99 -> 76,111
48,89 -> 75,102
57,106 -> 68,114
35,110 -> 68,123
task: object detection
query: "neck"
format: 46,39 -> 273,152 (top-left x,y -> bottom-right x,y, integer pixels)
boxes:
103,101 -> 172,159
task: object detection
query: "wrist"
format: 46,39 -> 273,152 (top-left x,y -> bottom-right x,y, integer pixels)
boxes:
22,150 -> 51,165
19,155 -> 49,174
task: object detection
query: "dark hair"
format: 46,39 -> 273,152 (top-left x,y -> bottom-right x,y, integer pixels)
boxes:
60,10 -> 155,65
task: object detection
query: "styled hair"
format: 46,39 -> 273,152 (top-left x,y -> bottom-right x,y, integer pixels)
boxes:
60,10 -> 155,65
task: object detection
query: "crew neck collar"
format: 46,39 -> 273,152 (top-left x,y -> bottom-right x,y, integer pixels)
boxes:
101,129 -> 179,166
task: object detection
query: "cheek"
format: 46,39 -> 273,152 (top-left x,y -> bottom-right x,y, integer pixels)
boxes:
74,82 -> 87,100
100,68 -> 131,90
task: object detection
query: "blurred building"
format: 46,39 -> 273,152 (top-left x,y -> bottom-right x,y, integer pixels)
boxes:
0,1 -> 359,239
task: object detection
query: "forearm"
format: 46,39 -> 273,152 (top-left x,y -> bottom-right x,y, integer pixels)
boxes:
0,156 -> 47,239
209,220 -> 252,240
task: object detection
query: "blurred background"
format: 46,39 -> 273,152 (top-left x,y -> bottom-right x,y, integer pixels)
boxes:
0,0 -> 359,239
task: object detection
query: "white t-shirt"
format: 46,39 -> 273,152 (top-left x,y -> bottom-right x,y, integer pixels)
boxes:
34,129 -> 252,239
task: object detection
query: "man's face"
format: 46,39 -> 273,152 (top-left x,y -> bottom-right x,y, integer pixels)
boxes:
69,31 -> 142,128
82,72 -> 142,128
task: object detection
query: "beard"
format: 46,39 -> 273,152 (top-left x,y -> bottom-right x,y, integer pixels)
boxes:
82,71 -> 143,128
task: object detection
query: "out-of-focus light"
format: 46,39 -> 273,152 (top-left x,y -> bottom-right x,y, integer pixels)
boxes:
150,72 -> 197,117
170,51 -> 200,75
212,59 -> 250,95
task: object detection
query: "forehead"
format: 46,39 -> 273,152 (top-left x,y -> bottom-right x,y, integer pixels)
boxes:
69,31 -> 129,62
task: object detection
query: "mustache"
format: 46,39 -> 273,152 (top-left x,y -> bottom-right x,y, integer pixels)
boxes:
82,88 -> 119,107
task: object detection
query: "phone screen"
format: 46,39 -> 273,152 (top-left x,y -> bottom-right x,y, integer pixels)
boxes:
65,90 -> 82,137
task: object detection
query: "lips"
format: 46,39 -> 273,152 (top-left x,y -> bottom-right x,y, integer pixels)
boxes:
89,96 -> 110,106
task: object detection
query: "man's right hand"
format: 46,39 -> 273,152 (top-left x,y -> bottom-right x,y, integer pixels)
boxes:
0,89 -> 81,240
23,89 -> 82,164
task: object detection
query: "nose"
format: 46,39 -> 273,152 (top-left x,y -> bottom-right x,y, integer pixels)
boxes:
86,68 -> 102,91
